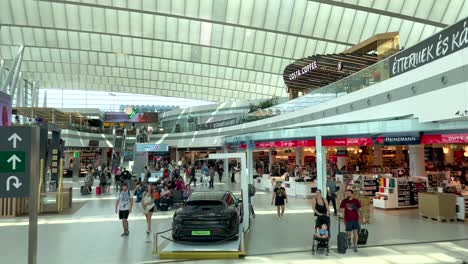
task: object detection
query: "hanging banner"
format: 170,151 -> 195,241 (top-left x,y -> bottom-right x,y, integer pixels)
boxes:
135,143 -> 169,152
421,133 -> 468,144
389,16 -> 468,77
0,91 -> 11,127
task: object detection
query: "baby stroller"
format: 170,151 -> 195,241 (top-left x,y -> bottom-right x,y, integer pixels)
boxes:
312,215 -> 330,255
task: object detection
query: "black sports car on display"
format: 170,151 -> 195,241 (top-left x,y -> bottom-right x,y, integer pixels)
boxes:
172,191 -> 242,241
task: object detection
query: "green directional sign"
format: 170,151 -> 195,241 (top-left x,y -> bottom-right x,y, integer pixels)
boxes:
0,151 -> 26,172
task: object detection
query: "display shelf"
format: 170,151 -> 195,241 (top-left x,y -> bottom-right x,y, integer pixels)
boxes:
374,176 -> 428,209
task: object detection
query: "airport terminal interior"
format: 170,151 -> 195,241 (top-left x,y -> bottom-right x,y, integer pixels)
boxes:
1,0 -> 468,263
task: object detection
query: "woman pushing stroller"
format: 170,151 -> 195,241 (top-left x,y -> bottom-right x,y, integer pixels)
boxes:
312,189 -> 331,255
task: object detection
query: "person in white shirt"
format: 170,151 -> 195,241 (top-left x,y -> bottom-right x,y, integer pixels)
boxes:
115,183 -> 133,237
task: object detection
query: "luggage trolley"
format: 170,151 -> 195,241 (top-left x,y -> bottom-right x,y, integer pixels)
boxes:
312,215 -> 330,255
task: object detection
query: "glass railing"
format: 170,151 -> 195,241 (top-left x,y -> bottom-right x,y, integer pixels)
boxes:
268,58 -> 389,113
161,57 -> 390,133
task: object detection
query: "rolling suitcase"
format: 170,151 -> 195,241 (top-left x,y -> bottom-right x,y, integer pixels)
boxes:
96,186 -> 102,195
357,223 -> 368,245
337,218 -> 347,254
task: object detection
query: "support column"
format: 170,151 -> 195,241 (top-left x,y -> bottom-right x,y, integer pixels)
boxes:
295,147 -> 303,166
72,153 -> 81,182
101,148 -> 108,166
409,145 -> 426,176
223,146 -> 229,179
268,148 -> 274,173
373,145 -> 383,166
396,146 -> 403,166
190,151 -> 195,165
175,148 -> 180,164
316,136 -> 327,198
247,144 -> 254,185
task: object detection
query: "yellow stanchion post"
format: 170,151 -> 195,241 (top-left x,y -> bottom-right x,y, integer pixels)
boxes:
37,159 -> 44,212
57,159 -> 64,212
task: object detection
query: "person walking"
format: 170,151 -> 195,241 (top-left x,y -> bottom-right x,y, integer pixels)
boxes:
339,189 -> 361,252
142,185 -> 155,235
201,163 -> 208,186
189,165 -> 197,187
121,168 -> 132,190
208,166 -> 215,189
271,181 -> 287,221
312,189 -> 330,229
230,164 -> 236,183
115,183 -> 133,237
217,163 -> 224,183
326,176 -> 338,216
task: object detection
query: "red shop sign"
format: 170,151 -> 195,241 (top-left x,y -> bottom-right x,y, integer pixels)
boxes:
322,137 -> 373,146
255,140 -> 316,149
421,134 -> 468,144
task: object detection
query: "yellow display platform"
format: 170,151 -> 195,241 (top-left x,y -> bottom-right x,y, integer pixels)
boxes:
156,226 -> 246,260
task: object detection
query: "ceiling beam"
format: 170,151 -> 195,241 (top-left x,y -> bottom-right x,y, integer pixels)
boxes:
0,44 -> 284,76
1,24 -> 294,61
24,71 -> 276,97
37,0 -> 354,46
16,60 -> 284,89
308,0 -> 448,28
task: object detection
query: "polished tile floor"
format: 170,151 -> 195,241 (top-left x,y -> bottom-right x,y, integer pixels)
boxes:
0,178 -> 467,264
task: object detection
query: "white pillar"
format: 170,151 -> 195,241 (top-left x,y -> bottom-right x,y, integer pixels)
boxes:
247,145 -> 254,185
268,148 -> 274,173
409,145 -> 426,176
175,148 -> 180,164
373,145 -> 383,166
190,151 -> 195,165
316,136 -> 327,198
295,147 -> 303,166
223,146 -> 229,178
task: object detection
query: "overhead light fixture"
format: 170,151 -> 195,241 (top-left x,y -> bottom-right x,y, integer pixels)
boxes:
358,149 -> 363,153
464,151 -> 468,157
443,147 -> 449,154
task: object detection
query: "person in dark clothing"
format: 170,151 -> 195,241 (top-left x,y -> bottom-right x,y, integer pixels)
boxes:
217,164 -> 224,183
271,181 -> 287,221
208,166 -> 216,189
189,165 -> 197,187
326,176 -> 338,216
120,168 -> 133,190
312,189 -> 331,229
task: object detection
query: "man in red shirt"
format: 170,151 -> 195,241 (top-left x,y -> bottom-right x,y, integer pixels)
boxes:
339,189 -> 361,252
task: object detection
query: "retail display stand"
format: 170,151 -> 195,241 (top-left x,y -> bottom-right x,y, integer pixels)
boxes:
456,192 -> 468,221
373,176 -> 428,209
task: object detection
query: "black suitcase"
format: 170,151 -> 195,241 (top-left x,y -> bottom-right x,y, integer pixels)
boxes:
357,223 -> 368,245
337,218 -> 347,254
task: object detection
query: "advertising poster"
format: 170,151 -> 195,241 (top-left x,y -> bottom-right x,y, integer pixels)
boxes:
104,112 -> 158,123
0,91 -> 12,127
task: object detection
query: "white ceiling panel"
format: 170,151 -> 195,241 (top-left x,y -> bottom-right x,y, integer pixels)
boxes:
0,0 -> 460,102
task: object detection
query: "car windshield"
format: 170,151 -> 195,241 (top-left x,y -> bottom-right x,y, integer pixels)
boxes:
185,200 -> 224,206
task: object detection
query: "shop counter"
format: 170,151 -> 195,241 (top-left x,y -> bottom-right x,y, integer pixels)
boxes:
294,181 -> 316,198
254,174 -> 275,192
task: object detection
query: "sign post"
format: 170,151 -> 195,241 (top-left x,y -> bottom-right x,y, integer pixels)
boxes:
0,126 -> 40,264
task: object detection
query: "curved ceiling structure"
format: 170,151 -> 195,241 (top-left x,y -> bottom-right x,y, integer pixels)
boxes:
0,0 -> 466,102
